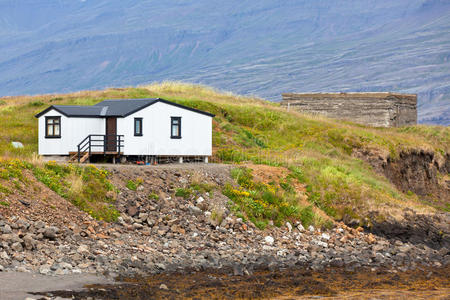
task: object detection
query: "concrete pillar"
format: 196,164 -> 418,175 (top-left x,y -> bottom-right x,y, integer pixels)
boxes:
179,157 -> 183,164
204,156 -> 208,163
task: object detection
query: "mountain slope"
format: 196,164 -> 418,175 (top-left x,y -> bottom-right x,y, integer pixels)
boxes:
0,0 -> 449,124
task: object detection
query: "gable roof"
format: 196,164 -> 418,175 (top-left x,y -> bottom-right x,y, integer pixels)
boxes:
35,98 -> 215,118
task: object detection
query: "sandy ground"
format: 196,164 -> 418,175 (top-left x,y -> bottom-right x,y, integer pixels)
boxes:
0,272 -> 114,300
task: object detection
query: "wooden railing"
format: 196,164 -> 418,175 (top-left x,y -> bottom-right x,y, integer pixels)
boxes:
77,134 -> 124,163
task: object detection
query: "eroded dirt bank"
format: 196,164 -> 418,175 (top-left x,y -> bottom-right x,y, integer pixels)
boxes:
37,265 -> 450,300
354,148 -> 449,199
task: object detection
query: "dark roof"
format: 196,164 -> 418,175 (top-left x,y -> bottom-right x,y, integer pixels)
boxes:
93,98 -> 157,116
35,98 -> 215,118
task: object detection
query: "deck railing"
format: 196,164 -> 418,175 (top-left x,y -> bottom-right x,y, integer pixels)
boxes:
77,134 -> 124,162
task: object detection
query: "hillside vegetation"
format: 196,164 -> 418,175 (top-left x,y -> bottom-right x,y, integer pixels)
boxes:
0,82 -> 448,228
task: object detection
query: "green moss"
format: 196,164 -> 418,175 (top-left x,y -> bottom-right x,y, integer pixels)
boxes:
0,201 -> 10,207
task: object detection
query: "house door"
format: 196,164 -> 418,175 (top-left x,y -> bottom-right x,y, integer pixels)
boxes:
105,117 -> 117,152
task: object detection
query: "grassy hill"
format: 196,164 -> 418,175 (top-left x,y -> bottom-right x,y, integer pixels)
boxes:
0,82 -> 448,228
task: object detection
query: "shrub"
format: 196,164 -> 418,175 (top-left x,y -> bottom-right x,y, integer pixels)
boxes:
148,192 -> 159,200
126,178 -> 143,191
175,187 -> 192,199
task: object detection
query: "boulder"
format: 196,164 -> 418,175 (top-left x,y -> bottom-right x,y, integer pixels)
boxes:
43,226 -> 59,240
264,236 -> 274,246
286,222 -> 293,233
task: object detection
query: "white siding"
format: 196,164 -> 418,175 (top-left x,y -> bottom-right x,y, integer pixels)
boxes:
38,110 -> 105,155
117,102 -> 212,156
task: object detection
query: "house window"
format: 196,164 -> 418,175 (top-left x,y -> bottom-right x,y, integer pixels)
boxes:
171,117 -> 181,139
45,116 -> 61,138
134,118 -> 143,136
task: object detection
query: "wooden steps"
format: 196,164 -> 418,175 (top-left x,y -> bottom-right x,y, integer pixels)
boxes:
68,151 -> 123,163
68,152 -> 89,163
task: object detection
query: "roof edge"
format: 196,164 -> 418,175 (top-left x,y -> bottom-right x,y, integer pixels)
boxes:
35,98 -> 215,118
122,98 -> 215,117
35,106 -> 69,118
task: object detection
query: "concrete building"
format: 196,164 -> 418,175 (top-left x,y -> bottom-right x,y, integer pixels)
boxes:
281,92 -> 417,127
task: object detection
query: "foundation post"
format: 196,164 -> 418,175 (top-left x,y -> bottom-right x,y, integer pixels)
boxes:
204,156 -> 208,163
179,157 -> 183,164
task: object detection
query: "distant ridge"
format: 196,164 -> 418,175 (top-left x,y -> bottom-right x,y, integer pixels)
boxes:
0,0 -> 448,125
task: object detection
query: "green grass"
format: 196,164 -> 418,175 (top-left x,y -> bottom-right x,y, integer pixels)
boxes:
0,82 -> 448,227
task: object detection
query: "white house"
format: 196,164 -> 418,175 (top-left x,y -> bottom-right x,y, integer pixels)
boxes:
35,98 -> 214,163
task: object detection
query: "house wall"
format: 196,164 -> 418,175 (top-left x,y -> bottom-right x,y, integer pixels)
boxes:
281,93 -> 417,127
38,110 -> 105,155
117,102 -> 212,156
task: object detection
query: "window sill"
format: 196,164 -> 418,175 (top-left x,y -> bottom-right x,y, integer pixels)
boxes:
134,134 -> 143,137
45,136 -> 61,139
171,136 -> 182,139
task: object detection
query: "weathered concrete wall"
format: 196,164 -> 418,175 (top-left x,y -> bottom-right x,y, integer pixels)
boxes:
281,93 -> 417,127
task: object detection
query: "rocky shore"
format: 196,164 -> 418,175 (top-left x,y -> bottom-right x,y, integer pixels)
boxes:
0,164 -> 448,299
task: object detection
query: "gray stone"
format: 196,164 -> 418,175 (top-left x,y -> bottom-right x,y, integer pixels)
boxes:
43,226 -> 59,239
286,222 -> 292,233
188,205 -> 202,215
34,220 -> 46,229
264,236 -> 274,246
1,224 -> 12,234
11,141 -> 24,148
321,233 -> 331,241
196,196 -> 205,205
132,223 -> 144,230
39,265 -> 51,275
11,242 -> 23,252
77,245 -> 90,255
0,251 -> 9,260
159,283 -> 168,290
233,264 -> 244,276
23,234 -> 37,250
